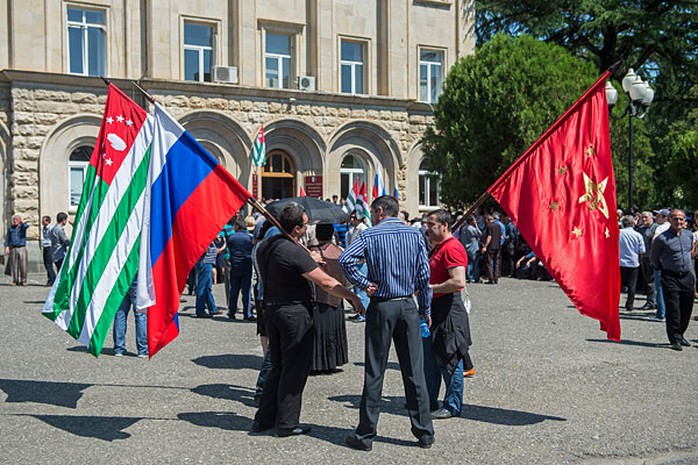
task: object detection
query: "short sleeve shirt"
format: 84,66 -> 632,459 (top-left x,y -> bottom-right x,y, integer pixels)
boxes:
429,236 -> 468,298
257,236 -> 318,303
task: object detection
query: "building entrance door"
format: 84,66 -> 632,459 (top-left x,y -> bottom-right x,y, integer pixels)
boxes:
262,150 -> 295,200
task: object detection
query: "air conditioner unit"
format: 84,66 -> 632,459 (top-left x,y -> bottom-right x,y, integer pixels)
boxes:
213,66 -> 239,84
297,75 -> 316,91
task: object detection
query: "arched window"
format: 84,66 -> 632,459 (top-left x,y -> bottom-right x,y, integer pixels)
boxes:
69,146 -> 92,207
340,154 -> 366,198
418,159 -> 440,208
262,151 -> 295,199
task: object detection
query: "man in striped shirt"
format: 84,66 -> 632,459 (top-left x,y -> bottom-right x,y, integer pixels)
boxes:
340,195 -> 434,451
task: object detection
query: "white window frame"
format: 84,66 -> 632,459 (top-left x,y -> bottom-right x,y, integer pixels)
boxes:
418,169 -> 441,209
419,48 -> 445,103
183,21 -> 215,83
340,155 -> 367,199
265,32 -> 293,89
66,6 -> 107,76
340,39 -> 366,95
68,161 -> 88,208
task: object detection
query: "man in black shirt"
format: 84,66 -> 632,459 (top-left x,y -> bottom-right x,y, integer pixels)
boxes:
252,203 -> 364,437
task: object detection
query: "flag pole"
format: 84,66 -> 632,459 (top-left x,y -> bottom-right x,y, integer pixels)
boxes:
246,198 -> 312,253
449,191 -> 490,232
131,81 -> 156,104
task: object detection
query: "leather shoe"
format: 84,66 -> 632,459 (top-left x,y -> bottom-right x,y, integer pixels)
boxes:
670,341 -> 683,351
430,407 -> 455,419
275,426 -> 311,437
680,337 -> 692,347
345,435 -> 372,451
639,303 -> 655,310
250,421 -> 273,433
417,438 -> 434,449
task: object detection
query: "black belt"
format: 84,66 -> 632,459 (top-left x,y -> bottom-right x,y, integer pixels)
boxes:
370,295 -> 412,303
265,300 -> 311,307
662,269 -> 691,278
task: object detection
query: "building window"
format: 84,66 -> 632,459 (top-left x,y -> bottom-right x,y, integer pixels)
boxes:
419,49 -> 444,103
69,146 -> 92,207
265,33 -> 293,89
67,7 -> 106,76
340,40 -> 365,94
340,155 -> 366,199
419,161 -> 440,208
184,22 -> 214,82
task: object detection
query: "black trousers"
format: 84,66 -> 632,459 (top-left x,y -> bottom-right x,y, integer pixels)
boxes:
254,303 -> 314,430
661,272 -> 695,345
640,256 -> 656,306
42,247 -> 55,284
485,249 -> 501,282
351,297 -> 434,448
620,266 -> 639,310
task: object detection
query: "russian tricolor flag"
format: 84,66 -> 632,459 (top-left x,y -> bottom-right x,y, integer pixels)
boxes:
138,104 -> 251,357
373,170 -> 386,200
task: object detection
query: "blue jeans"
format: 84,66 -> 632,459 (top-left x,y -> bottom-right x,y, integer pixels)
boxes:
196,263 -> 217,315
654,270 -> 666,319
113,281 -> 148,356
353,262 -> 370,309
466,251 -> 479,283
422,335 -> 464,415
255,349 -> 273,398
229,269 -> 253,318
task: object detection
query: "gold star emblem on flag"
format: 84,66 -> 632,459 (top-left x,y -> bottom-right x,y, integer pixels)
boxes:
578,172 -> 609,219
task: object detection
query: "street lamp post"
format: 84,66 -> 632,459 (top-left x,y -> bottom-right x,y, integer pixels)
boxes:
605,69 -> 655,213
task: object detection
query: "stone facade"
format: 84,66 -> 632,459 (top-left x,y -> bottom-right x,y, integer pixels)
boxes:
0,0 -> 475,269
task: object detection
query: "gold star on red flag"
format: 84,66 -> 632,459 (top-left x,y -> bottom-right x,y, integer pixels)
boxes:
585,145 -> 597,158
578,172 -> 609,219
571,226 -> 583,238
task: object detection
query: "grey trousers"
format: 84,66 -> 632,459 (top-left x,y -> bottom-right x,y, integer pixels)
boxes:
351,297 -> 434,447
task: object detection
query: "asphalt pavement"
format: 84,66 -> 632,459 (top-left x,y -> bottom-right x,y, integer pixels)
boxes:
0,273 -> 696,464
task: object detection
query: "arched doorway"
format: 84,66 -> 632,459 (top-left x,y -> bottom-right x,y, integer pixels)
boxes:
262,150 -> 295,199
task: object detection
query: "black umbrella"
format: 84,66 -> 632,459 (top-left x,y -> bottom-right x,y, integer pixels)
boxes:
265,197 -> 349,224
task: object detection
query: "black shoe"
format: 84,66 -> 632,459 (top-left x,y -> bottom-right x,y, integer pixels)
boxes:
680,337 -> 692,347
345,435 -> 372,451
639,303 -> 655,310
250,421 -> 273,433
430,407 -> 455,419
246,316 -> 257,322
670,341 -> 683,351
226,312 -> 236,320
417,438 -> 434,449
275,426 -> 311,437
195,313 -> 213,318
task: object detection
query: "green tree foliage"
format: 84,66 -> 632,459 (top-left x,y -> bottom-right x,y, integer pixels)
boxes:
664,84 -> 698,207
422,34 -> 599,209
475,0 -> 698,209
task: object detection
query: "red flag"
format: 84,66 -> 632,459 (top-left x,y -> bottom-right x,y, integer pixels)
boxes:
299,186 -> 306,197
487,72 -> 621,341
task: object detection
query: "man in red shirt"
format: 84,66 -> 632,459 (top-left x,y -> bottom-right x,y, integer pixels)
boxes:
424,209 -> 472,419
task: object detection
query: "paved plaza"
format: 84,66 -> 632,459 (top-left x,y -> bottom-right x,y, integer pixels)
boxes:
0,273 -> 696,464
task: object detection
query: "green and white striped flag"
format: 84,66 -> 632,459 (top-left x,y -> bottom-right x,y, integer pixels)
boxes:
43,84 -> 154,356
343,178 -> 359,213
252,125 -> 266,166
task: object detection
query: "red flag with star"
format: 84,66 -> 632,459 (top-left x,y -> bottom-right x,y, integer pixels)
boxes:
488,72 -> 621,341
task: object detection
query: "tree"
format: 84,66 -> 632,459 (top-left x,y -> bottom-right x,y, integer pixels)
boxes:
475,0 -> 698,208
423,34 -> 607,209
664,84 -> 698,208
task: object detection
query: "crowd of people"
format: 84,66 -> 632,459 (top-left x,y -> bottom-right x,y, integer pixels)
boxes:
6,195 -> 697,448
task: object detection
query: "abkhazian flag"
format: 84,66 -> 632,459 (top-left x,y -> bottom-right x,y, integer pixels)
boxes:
252,125 -> 266,166
139,103 -> 252,357
358,181 -> 372,227
343,178 -> 359,213
487,71 -> 621,341
43,84 -> 154,356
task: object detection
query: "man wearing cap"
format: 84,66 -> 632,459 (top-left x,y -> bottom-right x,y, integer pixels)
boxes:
650,209 -> 695,351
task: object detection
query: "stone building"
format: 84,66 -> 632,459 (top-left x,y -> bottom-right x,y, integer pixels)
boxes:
0,0 -> 475,267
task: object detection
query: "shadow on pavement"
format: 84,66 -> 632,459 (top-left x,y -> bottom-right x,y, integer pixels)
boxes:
178,411 -> 251,432
192,354 -> 263,370
9,413 -> 141,441
328,394 -> 412,416
586,338 -> 661,348
0,378 -> 91,408
460,403 -> 566,425
191,383 -> 257,407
